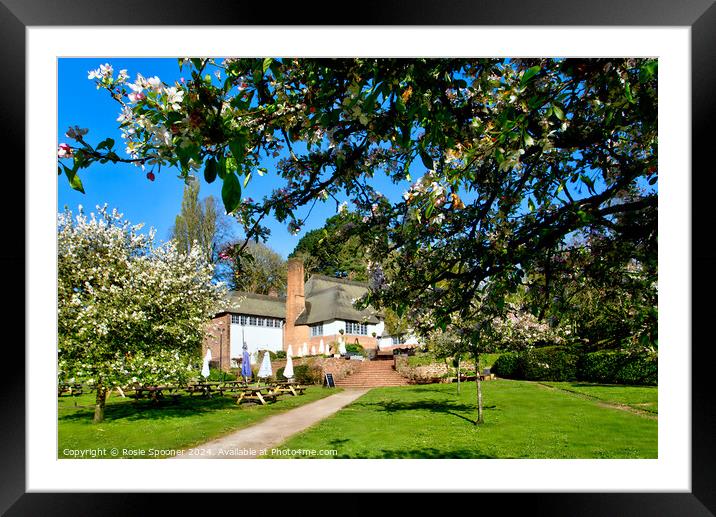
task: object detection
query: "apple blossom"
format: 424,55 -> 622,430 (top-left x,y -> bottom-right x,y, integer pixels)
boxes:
58,205 -> 226,422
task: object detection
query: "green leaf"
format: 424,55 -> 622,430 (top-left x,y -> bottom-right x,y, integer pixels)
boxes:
419,149 -> 433,170
221,172 -> 242,214
552,104 -> 565,121
527,197 -> 535,212
243,171 -> 252,188
62,164 -> 85,194
204,157 -> 217,184
96,138 -> 115,151
262,58 -> 273,74
228,135 -> 246,163
396,95 -> 406,113
217,156 -> 227,180
624,81 -> 635,104
425,202 -> 434,219
520,65 -> 541,87
580,174 -> 595,193
400,125 -> 411,148
639,60 -> 658,83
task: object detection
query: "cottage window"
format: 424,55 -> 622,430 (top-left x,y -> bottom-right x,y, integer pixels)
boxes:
311,324 -> 324,336
345,321 -> 368,335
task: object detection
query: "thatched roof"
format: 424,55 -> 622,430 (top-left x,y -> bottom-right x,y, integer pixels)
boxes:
222,291 -> 286,319
294,275 -> 381,325
217,275 -> 381,325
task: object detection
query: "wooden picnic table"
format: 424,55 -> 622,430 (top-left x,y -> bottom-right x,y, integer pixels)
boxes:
128,385 -> 182,402
184,382 -> 228,397
269,382 -> 306,396
233,385 -> 288,405
58,383 -> 84,396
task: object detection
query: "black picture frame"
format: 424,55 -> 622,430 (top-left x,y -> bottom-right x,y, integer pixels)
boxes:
2,0 -> 713,514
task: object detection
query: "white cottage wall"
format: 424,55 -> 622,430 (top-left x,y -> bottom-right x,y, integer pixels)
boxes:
230,322 -> 284,359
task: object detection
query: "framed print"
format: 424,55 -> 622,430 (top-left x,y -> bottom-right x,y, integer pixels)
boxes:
3,0 -> 715,514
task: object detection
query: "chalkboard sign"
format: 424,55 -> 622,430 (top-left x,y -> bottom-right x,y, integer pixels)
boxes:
325,373 -> 335,388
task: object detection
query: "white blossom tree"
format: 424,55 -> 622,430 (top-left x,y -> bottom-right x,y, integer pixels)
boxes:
424,299 -> 566,424
58,205 -> 226,422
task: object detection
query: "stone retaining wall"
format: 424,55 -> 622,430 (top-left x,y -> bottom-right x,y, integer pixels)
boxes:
270,357 -> 358,382
395,356 -> 453,384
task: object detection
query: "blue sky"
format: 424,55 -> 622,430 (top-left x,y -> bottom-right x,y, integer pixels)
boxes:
57,58 -> 408,258
58,58 -> 655,257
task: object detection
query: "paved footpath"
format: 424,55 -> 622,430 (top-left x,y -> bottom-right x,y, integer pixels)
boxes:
176,388 -> 370,459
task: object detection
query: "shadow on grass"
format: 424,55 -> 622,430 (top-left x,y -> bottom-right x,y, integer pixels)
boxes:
363,399 -> 497,425
58,396 -> 247,423
569,383 -> 657,389
336,448 -> 497,459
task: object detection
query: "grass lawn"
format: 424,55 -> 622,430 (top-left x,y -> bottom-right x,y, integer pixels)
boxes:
58,386 -> 339,458
265,380 -> 657,459
540,381 -> 658,414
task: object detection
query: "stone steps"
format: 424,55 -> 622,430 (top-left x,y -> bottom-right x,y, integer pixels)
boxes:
335,360 -> 410,388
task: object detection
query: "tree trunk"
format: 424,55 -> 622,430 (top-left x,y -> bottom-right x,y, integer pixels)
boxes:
93,385 -> 107,424
475,354 -> 484,425
457,357 -> 461,395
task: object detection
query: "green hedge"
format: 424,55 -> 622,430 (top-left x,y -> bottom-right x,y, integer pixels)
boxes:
492,347 -> 657,386
492,352 -> 522,379
577,351 -> 657,385
522,346 -> 579,381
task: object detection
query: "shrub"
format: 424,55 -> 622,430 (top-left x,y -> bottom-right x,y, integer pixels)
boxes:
578,351 -> 657,385
289,363 -> 324,385
345,343 -> 365,356
207,368 -> 237,382
408,353 -> 439,367
521,346 -> 579,381
262,350 -> 286,361
492,352 -> 523,379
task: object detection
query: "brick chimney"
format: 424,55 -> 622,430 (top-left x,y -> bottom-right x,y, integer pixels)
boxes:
284,258 -> 309,351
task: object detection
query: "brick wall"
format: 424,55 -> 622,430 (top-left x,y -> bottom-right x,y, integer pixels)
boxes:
283,258 -> 309,350
202,314 -> 231,371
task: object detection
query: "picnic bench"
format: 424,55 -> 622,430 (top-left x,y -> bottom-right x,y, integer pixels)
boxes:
58,382 -> 84,396
270,382 -> 307,396
183,381 -> 228,397
233,385 -> 288,405
128,385 -> 182,402
214,380 -> 252,394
